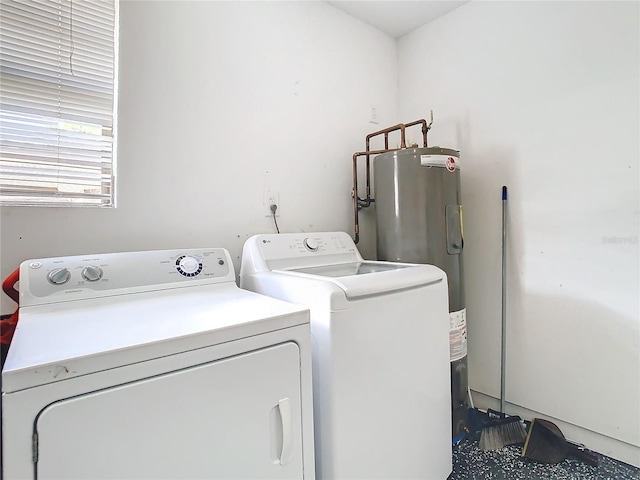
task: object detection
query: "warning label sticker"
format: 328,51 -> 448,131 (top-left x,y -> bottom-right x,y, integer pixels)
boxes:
419,153 -> 461,170
449,308 -> 467,362
446,156 -> 456,172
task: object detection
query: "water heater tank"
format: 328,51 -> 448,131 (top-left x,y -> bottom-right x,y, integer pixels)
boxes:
374,146 -> 469,437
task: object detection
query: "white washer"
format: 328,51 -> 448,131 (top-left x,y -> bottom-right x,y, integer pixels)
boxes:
2,248 -> 315,479
240,231 -> 452,480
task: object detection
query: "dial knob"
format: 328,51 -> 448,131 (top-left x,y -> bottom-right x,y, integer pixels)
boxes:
82,266 -> 103,282
47,268 -> 71,285
176,255 -> 203,277
303,238 -> 319,252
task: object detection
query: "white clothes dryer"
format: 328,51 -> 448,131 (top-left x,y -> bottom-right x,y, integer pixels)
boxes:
240,231 -> 452,480
2,248 -> 315,479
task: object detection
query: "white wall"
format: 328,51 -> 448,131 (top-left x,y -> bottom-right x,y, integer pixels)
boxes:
0,0 -> 397,313
397,1 -> 639,465
2,0 -> 638,465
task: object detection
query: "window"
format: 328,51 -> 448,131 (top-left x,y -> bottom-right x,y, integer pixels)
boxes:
0,0 -> 117,207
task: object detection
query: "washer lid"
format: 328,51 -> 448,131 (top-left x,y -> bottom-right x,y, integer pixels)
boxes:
278,261 -> 445,300
240,232 -> 446,301
2,284 -> 309,393
289,261 -> 410,277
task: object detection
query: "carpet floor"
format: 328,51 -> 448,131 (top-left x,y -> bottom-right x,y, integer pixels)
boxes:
449,438 -> 639,480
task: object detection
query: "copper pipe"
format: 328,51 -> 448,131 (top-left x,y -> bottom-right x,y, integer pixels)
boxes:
402,111 -> 433,147
365,123 -> 407,150
365,114 -> 432,152
365,153 -> 370,204
404,119 -> 429,147
352,147 -> 402,243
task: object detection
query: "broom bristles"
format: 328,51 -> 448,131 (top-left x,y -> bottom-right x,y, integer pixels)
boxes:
479,417 -> 527,451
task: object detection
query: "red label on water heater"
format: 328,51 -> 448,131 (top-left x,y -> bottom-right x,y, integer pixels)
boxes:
446,157 -> 456,172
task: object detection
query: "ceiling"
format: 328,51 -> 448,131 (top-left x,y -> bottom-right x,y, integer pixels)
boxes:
327,1 -> 469,38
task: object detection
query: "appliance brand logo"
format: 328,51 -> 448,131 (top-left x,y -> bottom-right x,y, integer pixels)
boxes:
446,157 -> 456,172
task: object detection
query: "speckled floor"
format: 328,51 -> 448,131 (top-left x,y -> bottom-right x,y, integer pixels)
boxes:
449,438 -> 640,480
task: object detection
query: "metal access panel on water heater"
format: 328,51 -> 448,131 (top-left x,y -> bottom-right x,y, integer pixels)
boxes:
374,147 -> 469,436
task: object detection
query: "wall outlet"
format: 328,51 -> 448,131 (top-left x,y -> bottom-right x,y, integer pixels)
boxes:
369,105 -> 379,124
264,188 -> 280,217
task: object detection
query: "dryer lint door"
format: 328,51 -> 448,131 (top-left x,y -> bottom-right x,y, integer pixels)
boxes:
34,342 -> 304,479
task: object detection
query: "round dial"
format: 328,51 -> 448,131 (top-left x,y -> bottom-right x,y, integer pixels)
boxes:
303,238 -> 319,252
47,268 -> 71,285
82,266 -> 103,282
176,255 -> 203,277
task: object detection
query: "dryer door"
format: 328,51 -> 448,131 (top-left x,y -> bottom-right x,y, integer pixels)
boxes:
34,342 -> 305,479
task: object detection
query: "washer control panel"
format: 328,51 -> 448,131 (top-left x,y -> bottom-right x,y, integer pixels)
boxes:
21,248 -> 233,306
261,233 -> 355,257
241,231 -> 362,273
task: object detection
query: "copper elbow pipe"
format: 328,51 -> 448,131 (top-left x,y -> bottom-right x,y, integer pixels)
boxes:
365,123 -> 407,150
403,119 -> 429,148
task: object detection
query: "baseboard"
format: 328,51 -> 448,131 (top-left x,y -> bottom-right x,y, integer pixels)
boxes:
469,389 -> 640,468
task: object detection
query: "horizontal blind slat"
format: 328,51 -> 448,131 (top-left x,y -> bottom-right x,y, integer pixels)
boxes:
0,0 -> 116,207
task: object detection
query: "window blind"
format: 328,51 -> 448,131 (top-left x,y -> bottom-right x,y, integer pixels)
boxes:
0,0 -> 117,207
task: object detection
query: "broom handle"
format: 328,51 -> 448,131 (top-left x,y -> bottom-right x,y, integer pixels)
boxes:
500,186 -> 508,413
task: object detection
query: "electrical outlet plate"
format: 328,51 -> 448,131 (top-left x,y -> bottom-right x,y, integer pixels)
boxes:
264,189 -> 280,217
369,105 -> 379,124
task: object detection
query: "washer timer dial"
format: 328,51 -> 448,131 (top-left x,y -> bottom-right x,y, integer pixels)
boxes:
303,238 -> 319,252
176,255 -> 203,277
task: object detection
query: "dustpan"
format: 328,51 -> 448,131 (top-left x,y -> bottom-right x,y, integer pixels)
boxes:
522,418 -> 598,466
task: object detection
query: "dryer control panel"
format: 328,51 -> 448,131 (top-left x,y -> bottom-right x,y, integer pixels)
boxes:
240,231 -> 362,273
20,248 -> 234,306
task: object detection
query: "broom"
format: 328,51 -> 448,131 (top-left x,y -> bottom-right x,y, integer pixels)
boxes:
479,186 -> 527,451
479,409 -> 527,451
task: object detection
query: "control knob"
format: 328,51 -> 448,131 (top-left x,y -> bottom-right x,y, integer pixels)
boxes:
47,268 -> 71,285
82,266 -> 103,282
303,238 -> 319,252
176,255 -> 203,277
